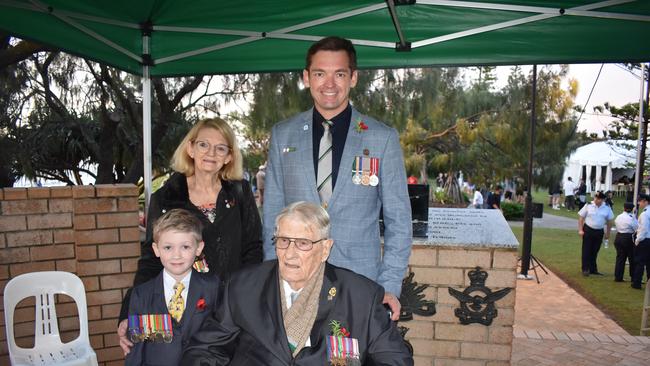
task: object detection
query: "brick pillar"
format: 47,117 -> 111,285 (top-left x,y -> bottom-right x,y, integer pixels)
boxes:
0,184 -> 141,366
405,246 -> 518,366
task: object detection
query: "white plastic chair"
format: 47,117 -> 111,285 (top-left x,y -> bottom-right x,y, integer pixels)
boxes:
3,271 -> 98,366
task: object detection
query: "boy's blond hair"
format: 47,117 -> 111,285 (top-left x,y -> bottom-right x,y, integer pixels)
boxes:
152,209 -> 203,244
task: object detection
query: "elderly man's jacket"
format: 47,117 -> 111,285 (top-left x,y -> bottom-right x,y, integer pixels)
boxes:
182,260 -> 413,365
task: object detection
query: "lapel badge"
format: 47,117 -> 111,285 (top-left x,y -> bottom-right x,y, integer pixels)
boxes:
282,147 -> 297,153
303,124 -> 309,131
328,286 -> 337,301
363,148 -> 369,156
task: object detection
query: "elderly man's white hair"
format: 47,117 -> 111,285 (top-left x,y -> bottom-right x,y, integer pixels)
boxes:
274,201 -> 331,239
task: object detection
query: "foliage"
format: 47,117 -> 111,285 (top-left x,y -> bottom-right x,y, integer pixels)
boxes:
511,227 -> 644,334
593,63 -> 649,191
456,66 -> 581,190
0,36 -> 252,187
431,187 -> 451,204
501,202 -> 524,221
596,102 -> 648,140
593,101 -> 649,174
229,72 -> 311,170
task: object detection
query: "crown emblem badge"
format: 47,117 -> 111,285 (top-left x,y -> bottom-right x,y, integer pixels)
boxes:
448,267 -> 512,326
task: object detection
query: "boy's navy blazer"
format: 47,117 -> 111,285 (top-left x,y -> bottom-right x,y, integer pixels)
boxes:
125,270 -> 220,366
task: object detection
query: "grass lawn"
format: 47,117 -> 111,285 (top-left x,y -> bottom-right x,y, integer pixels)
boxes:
530,189 -> 628,220
510,226 -> 646,335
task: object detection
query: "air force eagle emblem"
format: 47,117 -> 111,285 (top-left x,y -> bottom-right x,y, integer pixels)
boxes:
448,267 -> 512,325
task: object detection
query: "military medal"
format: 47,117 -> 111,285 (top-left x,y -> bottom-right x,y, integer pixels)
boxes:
351,157 -> 362,185
369,157 -> 379,186
154,314 -> 164,343
193,256 -> 209,273
162,314 -> 173,343
361,157 -> 370,186
128,315 -> 142,343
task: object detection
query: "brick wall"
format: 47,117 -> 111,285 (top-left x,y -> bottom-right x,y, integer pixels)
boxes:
405,245 -> 518,366
0,185 -> 141,366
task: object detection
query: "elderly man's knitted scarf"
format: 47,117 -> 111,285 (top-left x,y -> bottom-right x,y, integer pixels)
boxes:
279,262 -> 325,357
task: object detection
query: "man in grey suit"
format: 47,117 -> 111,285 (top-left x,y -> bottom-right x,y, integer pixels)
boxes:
263,36 -> 412,319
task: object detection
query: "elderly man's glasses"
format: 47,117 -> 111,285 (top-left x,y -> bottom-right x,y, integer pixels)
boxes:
272,236 -> 326,251
193,140 -> 230,156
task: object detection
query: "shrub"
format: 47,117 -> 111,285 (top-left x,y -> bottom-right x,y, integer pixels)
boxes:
501,202 -> 524,221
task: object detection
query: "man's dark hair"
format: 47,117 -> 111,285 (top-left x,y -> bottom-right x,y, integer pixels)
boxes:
495,185 -> 503,191
305,36 -> 357,71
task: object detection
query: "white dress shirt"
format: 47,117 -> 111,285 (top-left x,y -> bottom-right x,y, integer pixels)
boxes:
636,207 -> 650,244
163,270 -> 191,309
615,212 -> 638,234
578,202 -> 614,229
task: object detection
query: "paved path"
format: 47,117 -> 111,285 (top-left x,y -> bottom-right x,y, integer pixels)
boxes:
508,212 -> 578,230
512,265 -> 650,365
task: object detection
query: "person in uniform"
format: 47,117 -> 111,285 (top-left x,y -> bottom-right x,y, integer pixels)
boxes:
613,202 -> 638,282
577,191 -> 614,276
632,194 -> 650,289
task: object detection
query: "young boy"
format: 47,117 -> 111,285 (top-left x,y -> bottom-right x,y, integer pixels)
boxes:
125,209 -> 219,366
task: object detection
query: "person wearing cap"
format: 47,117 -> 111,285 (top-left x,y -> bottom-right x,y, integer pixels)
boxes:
578,191 -> 614,277
632,194 -> 650,289
613,202 -> 638,282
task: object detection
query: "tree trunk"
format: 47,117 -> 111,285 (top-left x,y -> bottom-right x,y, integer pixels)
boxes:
419,158 -> 428,185
444,172 -> 464,204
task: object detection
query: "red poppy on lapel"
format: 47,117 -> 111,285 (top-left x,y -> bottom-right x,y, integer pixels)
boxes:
196,298 -> 206,311
355,119 -> 368,133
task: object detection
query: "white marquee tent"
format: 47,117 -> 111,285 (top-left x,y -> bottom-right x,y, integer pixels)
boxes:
562,140 -> 638,193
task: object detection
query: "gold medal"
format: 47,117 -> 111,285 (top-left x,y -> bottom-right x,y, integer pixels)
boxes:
361,157 -> 370,186
361,172 -> 370,186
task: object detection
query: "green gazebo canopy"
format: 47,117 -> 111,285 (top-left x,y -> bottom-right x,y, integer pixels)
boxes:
2,0 -> 649,77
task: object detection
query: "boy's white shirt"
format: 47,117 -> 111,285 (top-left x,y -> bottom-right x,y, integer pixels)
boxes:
163,269 -> 192,309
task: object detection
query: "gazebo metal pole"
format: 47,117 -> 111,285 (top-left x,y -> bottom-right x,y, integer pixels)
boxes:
633,63 -> 646,212
520,64 -> 537,278
142,33 -> 152,213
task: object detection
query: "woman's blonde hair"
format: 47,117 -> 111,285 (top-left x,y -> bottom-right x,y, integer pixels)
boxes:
170,118 -> 243,180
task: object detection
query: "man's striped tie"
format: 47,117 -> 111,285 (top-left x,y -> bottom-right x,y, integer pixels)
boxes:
317,120 -> 333,206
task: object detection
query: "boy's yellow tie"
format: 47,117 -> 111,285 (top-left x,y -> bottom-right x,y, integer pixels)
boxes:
168,282 -> 185,322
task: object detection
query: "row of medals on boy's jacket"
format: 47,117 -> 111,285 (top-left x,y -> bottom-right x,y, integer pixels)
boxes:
128,313 -> 173,343
127,258 -> 210,343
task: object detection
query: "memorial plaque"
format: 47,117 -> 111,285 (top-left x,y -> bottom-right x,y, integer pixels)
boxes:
424,208 -> 518,248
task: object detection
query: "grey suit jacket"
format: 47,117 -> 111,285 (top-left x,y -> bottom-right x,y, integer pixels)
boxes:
263,107 -> 412,296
